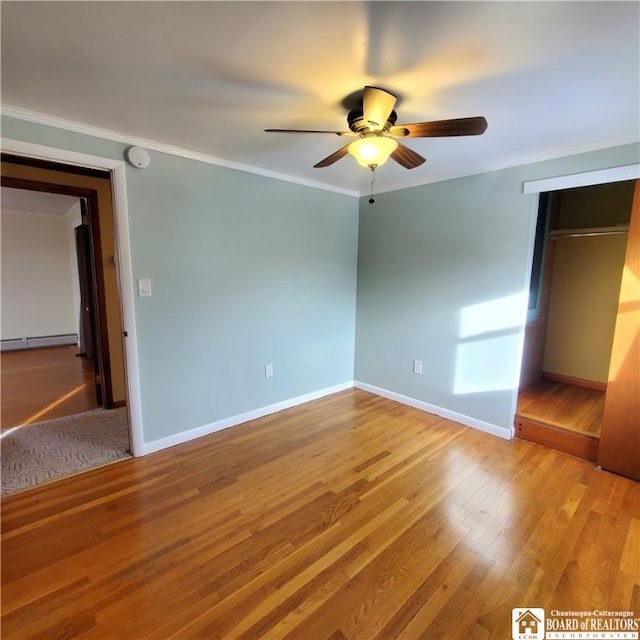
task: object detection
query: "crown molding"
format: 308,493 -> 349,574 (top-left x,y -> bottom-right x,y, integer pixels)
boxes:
3,104 -> 637,199
0,104 -> 359,198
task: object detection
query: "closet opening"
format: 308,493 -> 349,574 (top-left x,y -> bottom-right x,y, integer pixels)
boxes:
515,179 -> 635,461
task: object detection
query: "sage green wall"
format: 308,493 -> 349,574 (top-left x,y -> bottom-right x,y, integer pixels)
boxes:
1,116 -> 359,442
354,143 -> 639,434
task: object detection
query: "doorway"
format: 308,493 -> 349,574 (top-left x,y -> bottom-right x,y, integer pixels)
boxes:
0,187 -> 100,427
1,155 -> 132,493
515,180 -> 635,460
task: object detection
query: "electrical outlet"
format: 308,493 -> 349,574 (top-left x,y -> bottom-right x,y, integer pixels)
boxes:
413,360 -> 423,375
265,363 -> 274,379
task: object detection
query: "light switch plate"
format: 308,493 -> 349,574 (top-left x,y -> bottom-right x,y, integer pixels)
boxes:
138,278 -> 152,297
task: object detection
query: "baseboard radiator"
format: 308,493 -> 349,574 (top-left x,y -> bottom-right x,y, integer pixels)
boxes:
1,334 -> 78,352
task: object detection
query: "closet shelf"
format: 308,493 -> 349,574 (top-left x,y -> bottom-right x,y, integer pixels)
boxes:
549,225 -> 630,238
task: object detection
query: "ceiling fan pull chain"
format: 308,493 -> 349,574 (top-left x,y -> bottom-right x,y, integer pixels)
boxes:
369,167 -> 376,204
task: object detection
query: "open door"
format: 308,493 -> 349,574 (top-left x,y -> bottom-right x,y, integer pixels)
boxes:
75,205 -> 102,404
598,179 -> 640,480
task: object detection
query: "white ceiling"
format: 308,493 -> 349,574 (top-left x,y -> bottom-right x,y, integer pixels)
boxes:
1,2 -> 638,196
1,187 -> 79,217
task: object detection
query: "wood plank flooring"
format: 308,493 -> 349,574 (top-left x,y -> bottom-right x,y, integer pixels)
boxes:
1,346 -> 98,430
2,389 -> 638,639
516,378 -> 605,437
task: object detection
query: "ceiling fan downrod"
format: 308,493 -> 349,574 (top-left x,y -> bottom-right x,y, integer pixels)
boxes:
368,167 -> 376,204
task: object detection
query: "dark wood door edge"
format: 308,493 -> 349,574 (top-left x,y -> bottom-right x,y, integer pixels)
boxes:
1,153 -> 110,179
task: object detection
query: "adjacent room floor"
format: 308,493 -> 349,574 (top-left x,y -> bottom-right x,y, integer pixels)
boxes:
1,346 -> 129,494
2,388 -> 637,639
1,345 -> 97,430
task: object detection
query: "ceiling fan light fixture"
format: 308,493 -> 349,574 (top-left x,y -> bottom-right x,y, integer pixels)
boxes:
348,135 -> 398,168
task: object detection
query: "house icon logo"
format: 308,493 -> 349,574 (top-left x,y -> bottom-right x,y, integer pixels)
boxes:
512,607 -> 545,640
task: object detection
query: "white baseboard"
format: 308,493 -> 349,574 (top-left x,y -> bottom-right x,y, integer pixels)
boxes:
142,379 -> 511,455
142,380 -> 354,455
354,381 -> 511,440
1,334 -> 78,351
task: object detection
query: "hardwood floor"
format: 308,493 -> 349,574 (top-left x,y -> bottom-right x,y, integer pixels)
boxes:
1,346 -> 98,430
2,389 -> 638,639
516,378 -> 605,437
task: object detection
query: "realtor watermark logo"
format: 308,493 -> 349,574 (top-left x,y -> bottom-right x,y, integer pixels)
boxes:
512,608 -> 639,640
513,608 -> 545,640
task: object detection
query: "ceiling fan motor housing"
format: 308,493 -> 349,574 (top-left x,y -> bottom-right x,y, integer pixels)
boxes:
348,108 -> 398,134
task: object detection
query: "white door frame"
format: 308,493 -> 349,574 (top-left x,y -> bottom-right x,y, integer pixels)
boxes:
1,137 -> 144,456
522,164 -> 640,194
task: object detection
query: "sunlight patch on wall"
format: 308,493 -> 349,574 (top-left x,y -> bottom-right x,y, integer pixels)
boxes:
607,265 -> 639,380
618,264 -> 638,304
454,333 -> 523,394
454,292 -> 527,395
459,292 -> 526,339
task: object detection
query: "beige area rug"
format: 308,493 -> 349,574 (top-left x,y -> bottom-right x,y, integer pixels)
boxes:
1,407 -> 130,495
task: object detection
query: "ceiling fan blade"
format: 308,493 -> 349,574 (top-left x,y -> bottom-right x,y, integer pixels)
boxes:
389,116 -> 488,138
314,143 -> 351,168
390,143 -> 426,169
362,86 -> 397,131
265,128 -> 352,136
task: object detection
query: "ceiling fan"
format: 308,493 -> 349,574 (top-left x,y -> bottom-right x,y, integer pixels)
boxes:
265,86 -> 487,171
